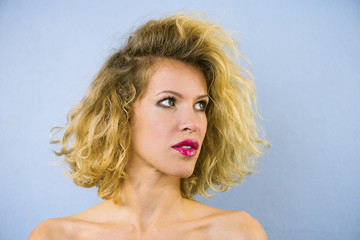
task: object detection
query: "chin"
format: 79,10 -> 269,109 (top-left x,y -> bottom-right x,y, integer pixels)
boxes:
172,166 -> 195,178
176,172 -> 193,179
160,156 -> 198,178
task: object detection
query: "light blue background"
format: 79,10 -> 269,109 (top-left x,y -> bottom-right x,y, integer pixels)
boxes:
1,0 -> 359,239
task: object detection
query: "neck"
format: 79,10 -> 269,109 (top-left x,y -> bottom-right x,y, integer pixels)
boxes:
113,163 -> 186,232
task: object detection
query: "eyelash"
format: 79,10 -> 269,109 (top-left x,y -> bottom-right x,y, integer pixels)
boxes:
157,96 -> 208,112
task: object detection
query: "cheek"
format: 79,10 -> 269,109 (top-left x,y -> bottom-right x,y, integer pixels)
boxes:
150,114 -> 178,144
201,115 -> 208,136
134,111 -> 174,148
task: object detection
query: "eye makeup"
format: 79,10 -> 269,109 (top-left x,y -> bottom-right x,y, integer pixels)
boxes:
157,96 -> 208,112
157,96 -> 176,108
194,100 -> 208,111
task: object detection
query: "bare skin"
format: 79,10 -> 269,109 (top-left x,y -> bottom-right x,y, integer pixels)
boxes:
29,199 -> 267,240
29,59 -> 267,240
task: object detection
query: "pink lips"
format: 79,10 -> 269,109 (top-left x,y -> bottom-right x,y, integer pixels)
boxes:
171,139 -> 199,157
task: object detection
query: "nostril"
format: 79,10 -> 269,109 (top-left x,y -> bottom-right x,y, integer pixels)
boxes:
179,110 -> 199,132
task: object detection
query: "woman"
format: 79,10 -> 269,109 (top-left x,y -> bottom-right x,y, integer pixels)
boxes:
29,12 -> 268,240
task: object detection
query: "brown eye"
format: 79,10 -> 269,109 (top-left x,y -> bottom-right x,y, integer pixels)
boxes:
194,101 -> 207,111
158,97 -> 176,108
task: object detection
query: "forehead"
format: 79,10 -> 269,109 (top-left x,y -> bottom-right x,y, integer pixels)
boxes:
146,59 -> 208,95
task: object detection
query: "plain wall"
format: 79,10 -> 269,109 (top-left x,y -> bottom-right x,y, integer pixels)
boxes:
1,0 -> 359,239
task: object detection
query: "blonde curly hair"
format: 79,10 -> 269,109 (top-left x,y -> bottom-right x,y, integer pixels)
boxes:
51,12 -> 268,201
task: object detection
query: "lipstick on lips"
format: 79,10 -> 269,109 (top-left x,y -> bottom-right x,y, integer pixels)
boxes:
171,139 -> 199,157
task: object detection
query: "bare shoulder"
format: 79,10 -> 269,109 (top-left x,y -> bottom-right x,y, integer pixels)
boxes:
28,218 -> 60,240
186,200 -> 267,240
28,217 -> 77,240
213,210 -> 268,240
28,202 -> 114,240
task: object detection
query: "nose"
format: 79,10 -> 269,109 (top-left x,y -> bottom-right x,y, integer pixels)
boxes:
178,107 -> 200,133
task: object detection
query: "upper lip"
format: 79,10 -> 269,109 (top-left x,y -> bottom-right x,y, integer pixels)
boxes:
172,139 -> 199,150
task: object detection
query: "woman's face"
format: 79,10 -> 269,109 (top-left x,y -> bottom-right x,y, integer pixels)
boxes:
129,59 -> 208,178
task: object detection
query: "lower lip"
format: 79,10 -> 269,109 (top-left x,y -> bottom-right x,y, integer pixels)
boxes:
172,147 -> 197,157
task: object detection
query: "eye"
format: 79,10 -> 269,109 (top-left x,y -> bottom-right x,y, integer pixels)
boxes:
194,100 -> 208,112
157,97 -> 176,108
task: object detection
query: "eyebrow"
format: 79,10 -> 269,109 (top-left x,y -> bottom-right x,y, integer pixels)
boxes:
157,90 -> 209,100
